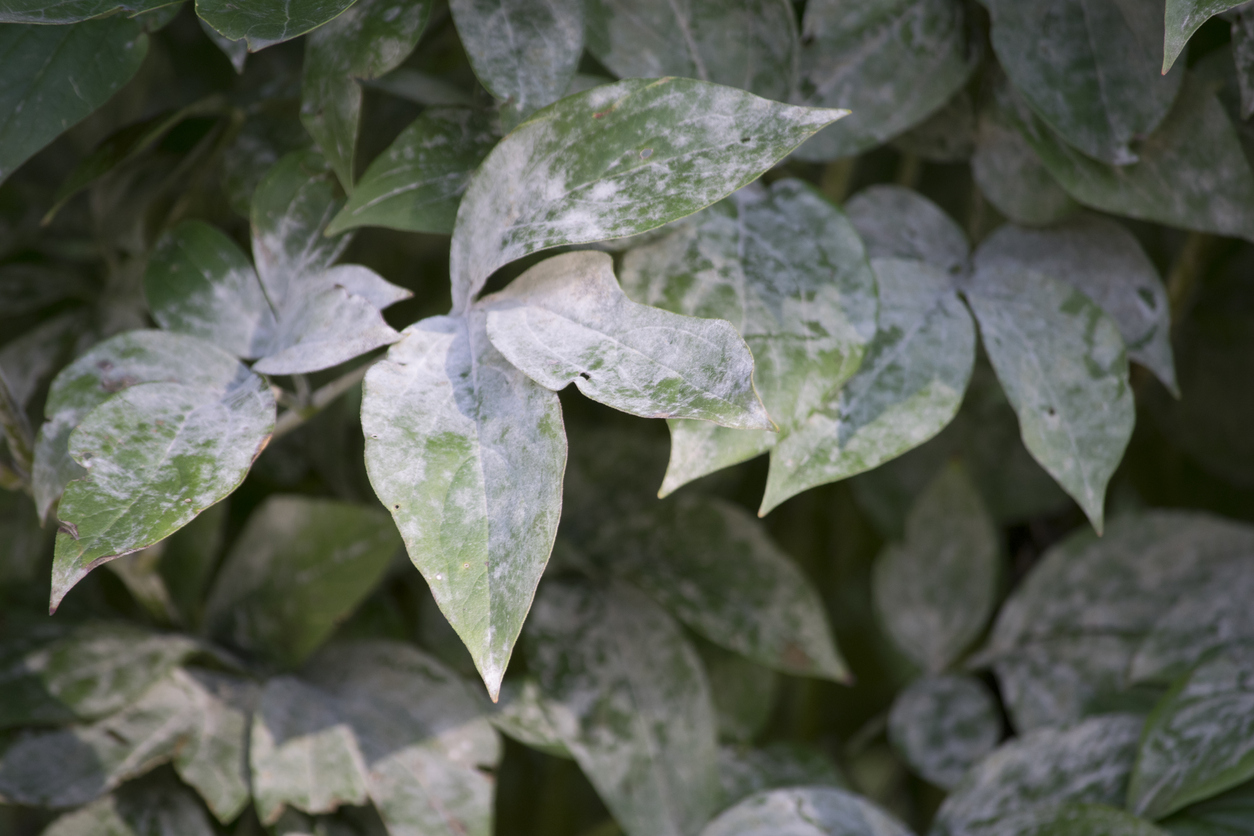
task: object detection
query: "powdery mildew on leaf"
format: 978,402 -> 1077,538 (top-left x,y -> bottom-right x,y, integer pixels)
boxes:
984,0 -> 1182,166
361,313 -> 566,700
618,179 -> 877,496
525,580 -> 722,836
795,0 -> 974,162
194,0 -> 359,51
976,217 -> 1177,394
585,0 -> 799,102
1129,644 -> 1254,819
965,254 -> 1134,532
717,742 -> 846,808
450,0 -> 583,125
872,462 -> 1000,673
587,494 -> 849,681
702,643 -> 779,743
700,786 -> 913,836
172,669 -> 256,824
0,0 -> 174,22
51,374 -> 275,611
326,108 -> 500,236
998,802 -> 1172,836
251,285 -> 402,374
931,714 -> 1144,836
484,250 -> 772,428
888,674 -> 1002,790
448,77 -> 847,311
845,184 -> 970,275
491,678 -> 571,758
41,773 -> 217,836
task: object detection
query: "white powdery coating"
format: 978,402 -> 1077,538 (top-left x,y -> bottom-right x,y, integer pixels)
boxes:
845,184 -> 970,275
887,674 -> 1001,790
252,285 -> 400,375
701,786 -> 912,836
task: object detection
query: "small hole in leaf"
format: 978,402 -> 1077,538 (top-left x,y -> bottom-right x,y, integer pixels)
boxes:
579,372 -> 591,380
640,148 -> 653,159
394,504 -> 400,510
1046,407 -> 1057,417
740,135 -> 751,143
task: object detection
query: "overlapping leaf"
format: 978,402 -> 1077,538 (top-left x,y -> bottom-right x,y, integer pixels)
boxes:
972,99 -> 1080,227
41,773 -> 216,836
0,0 -> 176,22
195,0 -> 360,51
1001,803 -> 1172,836
888,674 -> 1002,790
172,669 -> 255,824
701,787 -> 913,836
718,743 -> 846,808
701,642 -> 778,743
1164,1 -> 1247,72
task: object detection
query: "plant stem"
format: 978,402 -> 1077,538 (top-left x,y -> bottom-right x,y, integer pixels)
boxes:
820,157 -> 858,204
894,151 -> 922,189
0,370 -> 33,483
1165,232 -> 1216,329
270,360 -> 377,441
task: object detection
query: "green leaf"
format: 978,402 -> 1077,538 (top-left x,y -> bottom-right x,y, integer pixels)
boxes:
198,15 -> 247,73
761,257 -> 975,513
972,96 -> 1080,227
932,714 -> 1145,836
584,0 -> 799,101
300,0 -> 432,189
872,462 -> 999,673
361,313 -> 566,700
157,495 -> 227,627
525,579 -> 722,836
984,0 -> 1182,166
588,495 -> 849,681
0,621 -> 200,728
51,370 -> 276,611
976,217 -> 1177,395
0,18 -> 148,185
483,250 -> 772,428
700,787 -> 913,836
325,108 -> 499,236
617,179 -> 877,496
0,0 -> 177,22
41,772 -> 216,836
447,76 -> 848,311
845,184 -> 970,275
1164,1 -> 1247,72
1005,72 -> 1254,241
1129,646 -> 1254,819
450,0 -> 584,126
888,674 -> 1001,790
491,678 -> 571,758
1002,803 -> 1173,836
794,0 -> 973,162
1236,12 -> 1254,120
965,245 -> 1135,533
172,669 -> 256,824
700,641 -> 779,744
195,0 -> 359,51
718,743 -> 846,810
202,495 -> 400,668
1161,780 -> 1254,836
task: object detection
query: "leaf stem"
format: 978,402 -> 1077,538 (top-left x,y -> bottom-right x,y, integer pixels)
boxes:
1165,232 -> 1217,329
820,157 -> 858,204
0,370 -> 34,483
270,360 -> 377,441
894,151 -> 922,189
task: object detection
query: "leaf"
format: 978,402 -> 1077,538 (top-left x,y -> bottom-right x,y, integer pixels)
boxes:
700,641 -> 779,743
0,17 -> 149,185
617,179 -> 877,496
1001,803 -> 1173,836
1161,780 -> 1254,836
300,0 -> 432,189
447,76 -> 848,311
845,184 -> 970,275
250,676 -> 370,824
1164,1 -> 1247,72
41,772 -> 216,836
892,89 -> 977,163
51,370 -> 276,611
964,246 -> 1135,533
361,313 -> 566,700
1005,72 -> 1254,241
199,15 -> 247,73
325,108 -> 499,236
173,669 -> 256,824
249,285 -> 404,375
0,0 -> 176,22
1129,645 -> 1254,819
984,0 -> 1182,165
872,462 -> 999,672
931,714 -> 1145,836
491,678 -> 571,758
700,787 -> 913,836
794,0 -> 974,162
584,0 -> 799,101
450,0 -> 584,126
762,257 -> 976,513
588,494 -> 849,681
202,495 -> 400,668
157,498 -> 227,627
887,674 -> 1002,790
975,217 -> 1177,395
972,96 -> 1081,227
1236,12 -> 1254,120
195,0 -> 360,51
483,250 -> 771,428
525,579 -> 722,836
718,743 -> 846,809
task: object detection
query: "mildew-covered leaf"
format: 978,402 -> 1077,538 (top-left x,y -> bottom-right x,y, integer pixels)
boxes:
1005,72 -> 1254,241
701,786 -> 913,836
301,0 -> 432,189
0,17 -> 148,185
51,371 -> 275,611
0,0 -> 177,22
492,678 -> 571,758
1129,645 -> 1254,819
447,76 -> 847,311
718,743 -> 846,809
41,772 -> 216,836
525,580 -> 721,836
618,179 -> 877,495
484,250 -> 771,428
584,0 -> 799,101
794,0 -> 974,162
888,674 -> 1001,790
588,495 -> 848,681
361,313 -> 566,700
700,642 -> 779,744
1001,803 -> 1172,836
872,462 -> 999,672
173,669 -> 256,824
326,108 -> 499,236
451,0 -> 583,126
965,248 -> 1134,533
976,217 -> 1177,394
972,97 -> 1080,227
250,285 -> 404,375
984,0 -> 1182,165
203,495 -> 400,668
1160,779 -> 1254,836
932,714 -> 1145,836
762,258 -> 975,513
1164,1 -> 1247,72
195,0 -> 359,51
845,184 -> 970,275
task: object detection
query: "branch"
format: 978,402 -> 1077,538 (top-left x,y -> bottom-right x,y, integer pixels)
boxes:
270,359 -> 378,441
